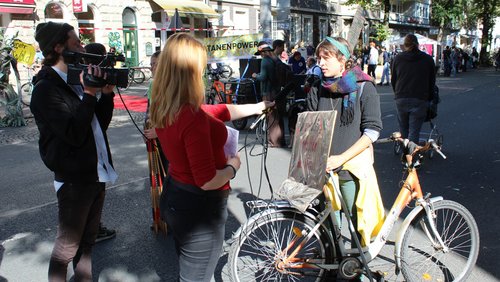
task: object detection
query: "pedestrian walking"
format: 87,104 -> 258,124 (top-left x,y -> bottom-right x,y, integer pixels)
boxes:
471,47 -> 479,69
149,33 -> 274,282
367,41 -> 379,79
391,34 -> 436,143
378,47 -> 391,85
31,21 -> 118,281
442,46 -> 451,76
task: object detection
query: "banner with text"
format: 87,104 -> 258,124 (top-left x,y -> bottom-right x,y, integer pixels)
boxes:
204,34 -> 262,63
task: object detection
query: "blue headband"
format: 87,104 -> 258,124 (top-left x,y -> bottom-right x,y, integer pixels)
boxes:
325,37 -> 351,60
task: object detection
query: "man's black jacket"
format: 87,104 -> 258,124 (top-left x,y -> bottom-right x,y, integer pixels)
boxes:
30,66 -> 115,183
391,49 -> 436,101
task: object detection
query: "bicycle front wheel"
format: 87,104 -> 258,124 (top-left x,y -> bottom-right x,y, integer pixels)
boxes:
228,210 -> 333,282
132,69 -> 146,84
219,65 -> 233,78
401,200 -> 479,282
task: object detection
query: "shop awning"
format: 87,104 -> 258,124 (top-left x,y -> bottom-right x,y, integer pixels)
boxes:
151,0 -> 219,18
0,0 -> 35,14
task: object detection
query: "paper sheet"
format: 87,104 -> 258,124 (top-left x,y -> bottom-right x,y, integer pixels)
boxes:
224,126 -> 239,157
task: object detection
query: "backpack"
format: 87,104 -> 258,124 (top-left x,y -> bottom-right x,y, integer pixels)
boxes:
273,58 -> 294,89
426,85 -> 440,121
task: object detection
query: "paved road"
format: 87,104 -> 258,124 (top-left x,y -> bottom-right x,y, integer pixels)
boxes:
1,69 -> 499,281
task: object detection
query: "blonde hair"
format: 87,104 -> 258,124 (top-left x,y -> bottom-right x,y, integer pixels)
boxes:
150,33 -> 207,128
315,37 -> 355,70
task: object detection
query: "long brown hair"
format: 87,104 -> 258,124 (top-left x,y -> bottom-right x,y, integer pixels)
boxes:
150,33 -> 207,128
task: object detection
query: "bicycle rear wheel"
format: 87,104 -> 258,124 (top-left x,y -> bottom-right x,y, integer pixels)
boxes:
20,82 -> 32,106
401,200 -> 479,282
228,210 -> 333,282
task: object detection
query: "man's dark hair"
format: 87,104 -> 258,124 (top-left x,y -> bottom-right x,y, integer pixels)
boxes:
404,34 -> 419,51
272,39 -> 285,50
84,43 -> 106,65
35,22 -> 74,67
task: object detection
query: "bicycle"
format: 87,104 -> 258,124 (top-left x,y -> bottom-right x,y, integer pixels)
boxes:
228,131 -> 479,281
19,64 -> 40,106
205,67 -> 259,130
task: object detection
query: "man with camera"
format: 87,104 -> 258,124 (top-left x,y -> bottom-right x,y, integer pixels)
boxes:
30,21 -> 118,281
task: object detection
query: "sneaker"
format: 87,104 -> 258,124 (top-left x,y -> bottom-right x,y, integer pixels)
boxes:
377,82 -> 383,85
384,83 -> 390,86
95,225 -> 116,243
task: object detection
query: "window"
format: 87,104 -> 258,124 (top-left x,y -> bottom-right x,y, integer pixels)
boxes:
303,15 -> 313,45
319,17 -> 328,40
290,14 -> 299,45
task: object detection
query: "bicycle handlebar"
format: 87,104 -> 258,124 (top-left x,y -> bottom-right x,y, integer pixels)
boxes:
377,132 -> 446,159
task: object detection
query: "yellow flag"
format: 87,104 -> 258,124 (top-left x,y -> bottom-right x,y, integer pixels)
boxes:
12,40 -> 35,66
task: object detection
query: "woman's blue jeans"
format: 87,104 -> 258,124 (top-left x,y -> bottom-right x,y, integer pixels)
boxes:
160,178 -> 229,282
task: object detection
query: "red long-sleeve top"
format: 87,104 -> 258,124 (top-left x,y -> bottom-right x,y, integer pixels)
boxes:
156,104 -> 231,190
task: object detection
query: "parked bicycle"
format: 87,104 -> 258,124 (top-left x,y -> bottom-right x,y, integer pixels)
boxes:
228,131 -> 479,281
205,67 -> 257,130
19,64 -> 40,106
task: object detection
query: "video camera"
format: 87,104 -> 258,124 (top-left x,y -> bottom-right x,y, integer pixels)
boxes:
63,50 -> 129,88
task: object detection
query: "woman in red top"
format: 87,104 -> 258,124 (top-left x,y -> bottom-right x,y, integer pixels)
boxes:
149,33 -> 273,282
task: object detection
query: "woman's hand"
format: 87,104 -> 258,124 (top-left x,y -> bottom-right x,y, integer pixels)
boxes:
326,155 -> 346,172
226,153 -> 241,172
144,128 -> 157,140
261,100 -> 275,111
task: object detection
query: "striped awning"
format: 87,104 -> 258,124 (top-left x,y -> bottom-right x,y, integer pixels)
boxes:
151,0 -> 219,18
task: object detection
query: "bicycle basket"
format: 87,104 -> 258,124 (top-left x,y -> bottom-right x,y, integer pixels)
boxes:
277,110 -> 337,212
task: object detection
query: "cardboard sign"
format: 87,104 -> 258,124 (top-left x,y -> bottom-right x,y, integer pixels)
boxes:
12,40 -> 35,65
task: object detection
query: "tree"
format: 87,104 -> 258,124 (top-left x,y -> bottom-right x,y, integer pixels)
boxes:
430,0 -> 466,44
0,29 -> 26,127
473,0 -> 500,65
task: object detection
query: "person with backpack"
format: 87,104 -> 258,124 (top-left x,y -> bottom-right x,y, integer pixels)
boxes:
391,34 -> 436,143
252,41 -> 286,147
306,36 -> 384,248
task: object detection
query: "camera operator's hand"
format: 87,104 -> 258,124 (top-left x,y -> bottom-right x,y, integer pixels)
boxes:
101,83 -> 115,95
82,64 -> 104,96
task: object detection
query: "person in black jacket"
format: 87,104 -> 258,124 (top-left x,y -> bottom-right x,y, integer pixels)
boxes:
391,34 -> 436,143
30,21 -> 117,281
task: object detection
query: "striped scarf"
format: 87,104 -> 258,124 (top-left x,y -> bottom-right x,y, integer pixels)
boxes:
321,66 -> 373,125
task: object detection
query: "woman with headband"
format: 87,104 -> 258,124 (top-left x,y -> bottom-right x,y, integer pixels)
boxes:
307,37 -> 385,248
